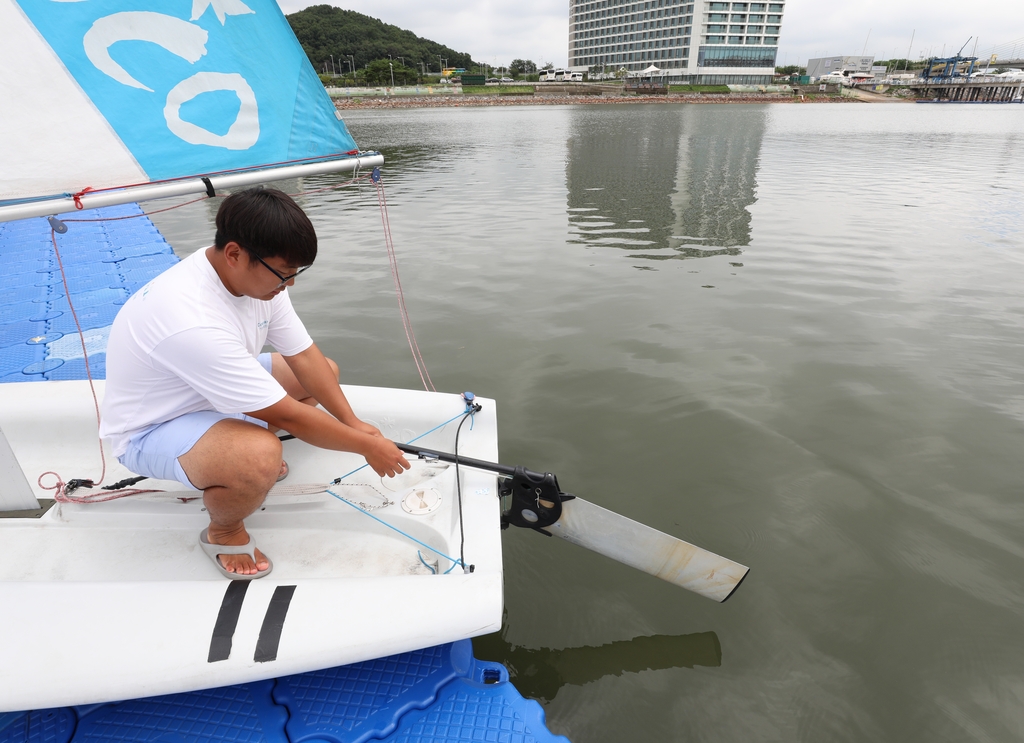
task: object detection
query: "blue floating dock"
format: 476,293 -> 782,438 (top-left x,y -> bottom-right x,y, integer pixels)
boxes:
0,206 -> 567,742
0,640 -> 566,743
0,203 -> 173,383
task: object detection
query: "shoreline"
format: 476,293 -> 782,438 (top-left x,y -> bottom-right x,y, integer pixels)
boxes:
333,92 -> 859,110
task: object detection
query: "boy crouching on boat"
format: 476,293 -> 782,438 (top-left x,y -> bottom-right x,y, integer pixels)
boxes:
99,187 -> 409,579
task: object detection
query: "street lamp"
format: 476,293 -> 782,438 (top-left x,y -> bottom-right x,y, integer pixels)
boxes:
330,54 -> 335,75
389,61 -> 395,88
437,54 -> 442,72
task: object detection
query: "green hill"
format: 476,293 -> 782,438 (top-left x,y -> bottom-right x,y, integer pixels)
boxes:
287,4 -> 476,75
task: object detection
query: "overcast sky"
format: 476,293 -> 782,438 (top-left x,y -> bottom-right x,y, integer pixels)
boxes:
278,1 -> 1024,67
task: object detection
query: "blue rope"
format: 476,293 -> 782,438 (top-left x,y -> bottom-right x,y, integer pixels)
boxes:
417,550 -> 437,574
328,409 -> 470,485
323,403 -> 477,573
408,410 -> 471,445
327,487 -> 464,570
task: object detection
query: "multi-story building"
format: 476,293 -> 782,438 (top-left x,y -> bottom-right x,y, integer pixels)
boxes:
568,0 -> 784,85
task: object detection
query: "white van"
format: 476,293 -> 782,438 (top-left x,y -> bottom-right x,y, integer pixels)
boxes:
567,71 -> 584,82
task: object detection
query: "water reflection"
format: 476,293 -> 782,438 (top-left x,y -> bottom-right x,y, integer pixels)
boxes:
566,106 -> 766,261
473,629 -> 722,703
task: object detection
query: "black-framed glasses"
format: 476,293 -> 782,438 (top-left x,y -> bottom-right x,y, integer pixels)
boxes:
246,249 -> 311,288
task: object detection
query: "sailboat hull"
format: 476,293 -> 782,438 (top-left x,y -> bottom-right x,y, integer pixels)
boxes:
0,381 -> 503,712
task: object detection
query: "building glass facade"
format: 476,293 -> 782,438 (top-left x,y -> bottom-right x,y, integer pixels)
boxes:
568,0 -> 695,72
568,0 -> 784,84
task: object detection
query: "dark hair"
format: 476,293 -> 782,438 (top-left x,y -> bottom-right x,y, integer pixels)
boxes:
214,187 -> 317,266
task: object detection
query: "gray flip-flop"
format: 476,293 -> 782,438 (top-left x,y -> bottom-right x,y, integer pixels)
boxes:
199,528 -> 273,580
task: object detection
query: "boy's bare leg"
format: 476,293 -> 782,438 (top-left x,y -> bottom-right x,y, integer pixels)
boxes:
178,418 -> 282,575
177,353 -> 341,574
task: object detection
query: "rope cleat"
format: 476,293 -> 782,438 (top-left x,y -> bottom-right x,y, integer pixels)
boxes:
462,391 -> 482,413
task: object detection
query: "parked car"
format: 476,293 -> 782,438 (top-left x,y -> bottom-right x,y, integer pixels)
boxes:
499,77 -> 514,84
486,77 -> 499,83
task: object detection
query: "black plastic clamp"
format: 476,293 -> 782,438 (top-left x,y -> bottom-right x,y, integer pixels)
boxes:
499,467 -> 574,534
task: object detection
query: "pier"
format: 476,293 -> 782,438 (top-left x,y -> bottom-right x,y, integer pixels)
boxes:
907,79 -> 1024,102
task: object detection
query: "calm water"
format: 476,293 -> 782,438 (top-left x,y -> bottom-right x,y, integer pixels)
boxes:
152,103 -> 1024,742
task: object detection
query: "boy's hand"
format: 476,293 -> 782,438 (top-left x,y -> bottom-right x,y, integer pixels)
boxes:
363,436 -> 410,478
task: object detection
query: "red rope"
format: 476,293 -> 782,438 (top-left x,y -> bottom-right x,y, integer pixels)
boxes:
36,227 -> 168,503
62,195 -> 213,223
374,176 -> 435,392
37,471 -> 160,503
35,170 -> 433,503
285,169 -> 375,198
46,226 -> 107,487
72,187 -> 94,210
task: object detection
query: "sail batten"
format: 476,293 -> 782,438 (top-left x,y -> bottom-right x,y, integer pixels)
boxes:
2,0 -> 362,220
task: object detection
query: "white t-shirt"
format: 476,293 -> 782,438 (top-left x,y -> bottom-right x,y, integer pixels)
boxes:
100,249 -> 313,457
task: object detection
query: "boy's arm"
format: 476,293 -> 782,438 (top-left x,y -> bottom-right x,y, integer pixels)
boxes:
281,343 -> 380,435
245,343 -> 409,476
245,394 -> 409,477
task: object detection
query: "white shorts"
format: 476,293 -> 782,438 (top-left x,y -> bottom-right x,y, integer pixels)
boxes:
117,352 -> 274,490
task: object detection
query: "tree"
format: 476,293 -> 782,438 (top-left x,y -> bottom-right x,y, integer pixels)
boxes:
364,58 -> 417,86
775,65 -> 802,76
875,58 -> 920,72
510,59 -> 537,75
364,59 -> 389,85
287,5 -> 476,75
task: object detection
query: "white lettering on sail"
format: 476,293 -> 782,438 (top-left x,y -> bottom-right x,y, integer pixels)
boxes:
191,0 -> 255,25
164,72 -> 259,150
83,12 -> 209,93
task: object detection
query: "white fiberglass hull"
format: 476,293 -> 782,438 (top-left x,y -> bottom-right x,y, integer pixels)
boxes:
0,381 -> 503,712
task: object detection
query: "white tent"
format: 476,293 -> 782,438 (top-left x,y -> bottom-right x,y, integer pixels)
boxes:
628,64 -> 666,78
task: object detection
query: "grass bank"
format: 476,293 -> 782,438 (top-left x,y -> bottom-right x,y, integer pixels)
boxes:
668,84 -> 732,94
462,86 -> 535,96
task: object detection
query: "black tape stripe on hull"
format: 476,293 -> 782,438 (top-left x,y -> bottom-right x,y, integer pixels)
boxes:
208,581 -> 250,663
254,585 -> 296,663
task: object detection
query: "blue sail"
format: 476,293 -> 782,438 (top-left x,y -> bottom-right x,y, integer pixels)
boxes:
4,0 -> 359,205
